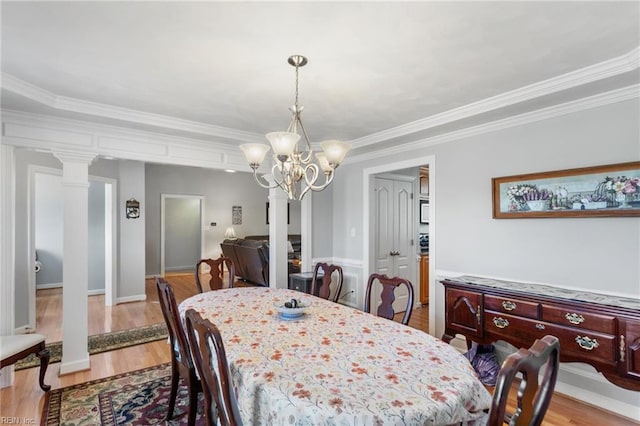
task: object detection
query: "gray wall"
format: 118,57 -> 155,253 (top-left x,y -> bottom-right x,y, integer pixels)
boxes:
165,197 -> 201,271
88,181 -> 106,291
118,160 -> 146,299
14,150 -> 144,327
34,174 -> 106,291
311,186 -> 334,258
333,98 -> 639,321
145,164 -> 302,276
328,98 -> 640,404
34,173 -> 63,286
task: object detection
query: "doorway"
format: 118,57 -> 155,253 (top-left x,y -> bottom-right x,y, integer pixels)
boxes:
363,155 -> 435,335
160,194 -> 205,276
28,166 -> 117,331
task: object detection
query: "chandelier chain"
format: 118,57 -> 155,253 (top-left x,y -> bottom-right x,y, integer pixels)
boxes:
294,62 -> 300,108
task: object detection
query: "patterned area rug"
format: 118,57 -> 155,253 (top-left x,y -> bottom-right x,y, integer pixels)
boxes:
42,363 -> 204,425
15,323 -> 168,370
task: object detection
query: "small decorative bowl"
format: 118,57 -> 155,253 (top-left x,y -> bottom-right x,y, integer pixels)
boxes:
274,299 -> 312,319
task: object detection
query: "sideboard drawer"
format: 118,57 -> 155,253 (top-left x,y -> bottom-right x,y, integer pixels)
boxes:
541,304 -> 616,334
485,295 -> 539,319
485,311 -> 617,365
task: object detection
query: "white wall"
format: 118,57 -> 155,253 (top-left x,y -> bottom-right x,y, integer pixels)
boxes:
329,97 -> 640,412
145,163 -> 302,276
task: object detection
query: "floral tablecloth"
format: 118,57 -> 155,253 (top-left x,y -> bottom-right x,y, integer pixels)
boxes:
179,287 -> 491,425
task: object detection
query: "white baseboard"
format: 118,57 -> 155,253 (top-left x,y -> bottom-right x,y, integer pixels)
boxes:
36,282 -> 63,289
0,366 -> 15,389
165,265 -> 193,272
145,274 -> 161,279
116,294 -> 147,304
13,325 -> 34,335
37,283 -> 106,297
555,364 -> 640,424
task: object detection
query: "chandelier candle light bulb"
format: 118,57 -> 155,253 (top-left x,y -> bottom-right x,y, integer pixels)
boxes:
240,54 -> 351,200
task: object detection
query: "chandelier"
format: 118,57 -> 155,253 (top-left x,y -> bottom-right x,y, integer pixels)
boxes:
240,55 -> 351,200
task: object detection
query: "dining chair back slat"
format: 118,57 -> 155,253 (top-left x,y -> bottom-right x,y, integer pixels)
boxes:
311,262 -> 344,302
487,335 -> 560,426
364,273 -> 414,325
195,256 -> 235,293
185,309 -> 243,426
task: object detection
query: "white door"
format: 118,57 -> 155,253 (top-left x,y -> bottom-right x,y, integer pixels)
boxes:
374,176 -> 414,312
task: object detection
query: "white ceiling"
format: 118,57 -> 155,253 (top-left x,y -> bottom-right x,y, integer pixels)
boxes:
2,1 -> 639,156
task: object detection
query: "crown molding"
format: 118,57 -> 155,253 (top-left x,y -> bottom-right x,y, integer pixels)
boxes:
350,47 -> 640,149
1,73 -> 264,144
347,84 -> 640,164
1,109 -> 251,171
627,46 -> 640,69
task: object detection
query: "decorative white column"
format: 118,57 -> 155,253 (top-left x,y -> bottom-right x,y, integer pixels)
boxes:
54,151 -> 96,375
0,145 -> 16,388
301,192 -> 313,270
268,187 -> 289,289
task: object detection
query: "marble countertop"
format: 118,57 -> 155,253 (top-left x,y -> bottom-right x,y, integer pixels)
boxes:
446,275 -> 640,311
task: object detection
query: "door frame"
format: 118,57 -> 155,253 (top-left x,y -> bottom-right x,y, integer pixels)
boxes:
160,194 -> 205,277
27,166 -> 118,330
363,155 -> 435,335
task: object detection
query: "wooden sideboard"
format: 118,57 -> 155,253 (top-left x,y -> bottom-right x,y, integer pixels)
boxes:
441,276 -> 640,392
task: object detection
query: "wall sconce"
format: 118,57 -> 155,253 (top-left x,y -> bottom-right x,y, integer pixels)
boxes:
126,198 -> 140,219
224,226 -> 237,240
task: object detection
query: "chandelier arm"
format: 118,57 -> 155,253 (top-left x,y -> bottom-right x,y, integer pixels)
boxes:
296,118 -> 314,164
251,168 -> 280,189
271,162 -> 296,198
299,163 -> 320,199
308,169 -> 335,192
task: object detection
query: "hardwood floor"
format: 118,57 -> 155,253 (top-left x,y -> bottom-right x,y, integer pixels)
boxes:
1,275 -> 636,425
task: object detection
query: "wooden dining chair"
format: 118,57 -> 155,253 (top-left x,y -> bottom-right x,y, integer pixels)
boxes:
486,335 -> 560,426
185,309 -> 243,426
364,273 -> 414,325
195,256 -> 235,293
310,262 -> 344,302
156,277 -> 202,424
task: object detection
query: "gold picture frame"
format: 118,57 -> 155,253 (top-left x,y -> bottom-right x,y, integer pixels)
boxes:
492,161 -> 640,218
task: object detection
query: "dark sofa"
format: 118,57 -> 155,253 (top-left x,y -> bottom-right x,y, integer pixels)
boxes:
220,237 -> 301,287
244,234 -> 301,259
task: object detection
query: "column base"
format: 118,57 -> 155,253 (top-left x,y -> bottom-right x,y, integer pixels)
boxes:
59,355 -> 90,375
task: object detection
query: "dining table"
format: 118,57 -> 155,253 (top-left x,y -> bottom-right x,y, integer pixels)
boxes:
178,287 -> 492,425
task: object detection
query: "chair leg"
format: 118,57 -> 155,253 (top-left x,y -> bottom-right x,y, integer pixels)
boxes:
167,362 -> 179,420
36,347 -> 51,391
187,378 -> 198,426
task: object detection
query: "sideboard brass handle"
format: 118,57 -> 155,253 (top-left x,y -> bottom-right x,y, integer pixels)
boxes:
565,312 -> 585,325
493,317 -> 509,329
535,323 -> 545,330
502,300 -> 517,311
576,335 -> 599,351
620,335 -> 626,362
476,305 -> 481,324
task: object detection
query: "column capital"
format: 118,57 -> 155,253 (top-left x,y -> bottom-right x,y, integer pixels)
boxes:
53,151 -> 97,165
